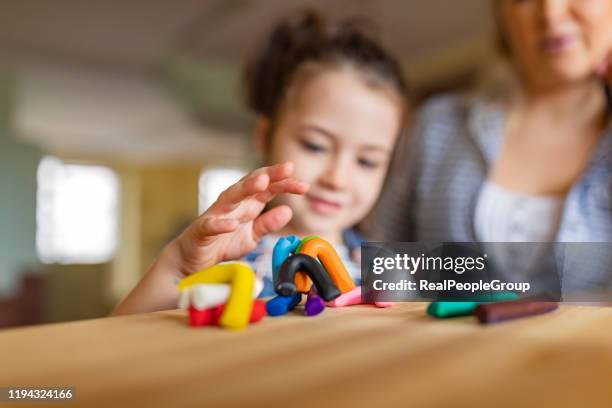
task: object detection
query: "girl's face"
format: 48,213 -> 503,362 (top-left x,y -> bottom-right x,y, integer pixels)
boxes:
499,0 -> 612,89
262,68 -> 403,241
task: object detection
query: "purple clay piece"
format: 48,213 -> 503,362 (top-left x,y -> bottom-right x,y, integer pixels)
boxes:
305,294 -> 325,316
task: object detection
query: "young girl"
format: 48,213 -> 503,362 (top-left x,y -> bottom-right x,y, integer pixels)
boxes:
112,10 -> 409,315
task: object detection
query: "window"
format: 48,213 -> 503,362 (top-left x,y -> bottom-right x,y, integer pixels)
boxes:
198,168 -> 246,214
36,156 -> 120,264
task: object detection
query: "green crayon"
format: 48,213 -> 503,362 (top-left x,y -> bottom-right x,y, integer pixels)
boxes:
427,292 -> 519,318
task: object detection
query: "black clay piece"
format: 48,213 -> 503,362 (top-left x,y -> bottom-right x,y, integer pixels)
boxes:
276,254 -> 341,301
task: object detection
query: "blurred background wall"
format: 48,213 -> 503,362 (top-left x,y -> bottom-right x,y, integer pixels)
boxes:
0,0 -> 499,327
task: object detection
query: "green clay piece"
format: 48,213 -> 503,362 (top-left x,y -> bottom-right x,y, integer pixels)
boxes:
295,235 -> 321,253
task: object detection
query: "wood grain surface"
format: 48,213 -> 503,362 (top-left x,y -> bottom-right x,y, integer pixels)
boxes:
1,303 -> 612,407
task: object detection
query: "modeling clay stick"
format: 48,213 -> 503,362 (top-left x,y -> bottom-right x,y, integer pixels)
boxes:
298,238 -> 355,293
325,286 -> 395,308
185,280 -> 263,310
295,235 -> 320,253
188,306 -> 214,327
474,301 -> 558,324
212,300 -> 267,325
305,288 -> 325,316
178,263 -> 255,330
292,235 -> 319,291
276,254 -> 341,301
272,235 -> 301,282
326,286 -> 361,307
266,294 -> 302,317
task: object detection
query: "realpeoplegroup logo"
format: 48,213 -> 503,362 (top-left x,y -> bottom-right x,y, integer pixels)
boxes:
359,242 -> 586,302
369,252 -> 531,294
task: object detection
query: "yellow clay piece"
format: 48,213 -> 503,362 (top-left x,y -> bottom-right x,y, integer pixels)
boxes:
179,263 -> 255,330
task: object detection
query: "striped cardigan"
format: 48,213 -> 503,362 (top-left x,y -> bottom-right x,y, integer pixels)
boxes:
376,93 -> 612,243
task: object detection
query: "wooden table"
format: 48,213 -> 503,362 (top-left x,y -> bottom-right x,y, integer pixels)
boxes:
1,303 -> 612,407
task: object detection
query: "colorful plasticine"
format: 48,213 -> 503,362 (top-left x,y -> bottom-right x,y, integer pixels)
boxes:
297,237 -> 356,294
292,235 -> 320,290
325,286 -> 393,308
211,300 -> 267,325
295,235 -> 320,253
188,306 -> 214,327
178,263 -> 255,330
179,280 -> 263,311
276,253 -> 341,301
189,300 -> 267,327
304,289 -> 325,316
266,294 -> 302,316
474,301 -> 558,324
272,235 -> 301,282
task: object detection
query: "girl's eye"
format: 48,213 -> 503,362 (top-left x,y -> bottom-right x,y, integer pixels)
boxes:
300,140 -> 327,153
358,158 -> 380,169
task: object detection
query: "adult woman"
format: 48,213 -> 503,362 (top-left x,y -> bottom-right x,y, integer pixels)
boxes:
380,0 -> 612,243
376,0 -> 612,292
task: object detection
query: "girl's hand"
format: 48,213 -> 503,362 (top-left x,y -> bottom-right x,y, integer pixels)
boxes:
170,161 -> 309,277
111,162 -> 308,316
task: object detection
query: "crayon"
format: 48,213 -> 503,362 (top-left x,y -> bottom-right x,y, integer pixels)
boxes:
427,292 -> 519,318
474,301 -> 558,324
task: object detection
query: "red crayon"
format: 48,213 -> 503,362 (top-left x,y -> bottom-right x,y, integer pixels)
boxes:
474,301 -> 558,324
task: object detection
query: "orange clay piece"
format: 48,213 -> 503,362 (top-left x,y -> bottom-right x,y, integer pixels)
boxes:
295,238 -> 356,293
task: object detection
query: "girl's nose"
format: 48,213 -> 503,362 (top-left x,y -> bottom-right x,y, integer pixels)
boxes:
319,155 -> 351,190
539,0 -> 568,25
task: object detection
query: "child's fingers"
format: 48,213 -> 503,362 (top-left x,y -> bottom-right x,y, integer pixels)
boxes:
255,178 -> 309,203
208,162 -> 295,214
265,161 -> 294,182
193,217 -> 239,243
252,205 -> 293,241
214,172 -> 270,212
269,178 -> 309,194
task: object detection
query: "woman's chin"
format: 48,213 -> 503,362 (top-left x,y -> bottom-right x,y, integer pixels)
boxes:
542,59 -> 594,84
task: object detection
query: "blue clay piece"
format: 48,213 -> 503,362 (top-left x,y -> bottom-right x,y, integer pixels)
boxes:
266,294 -> 302,317
272,235 -> 301,282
